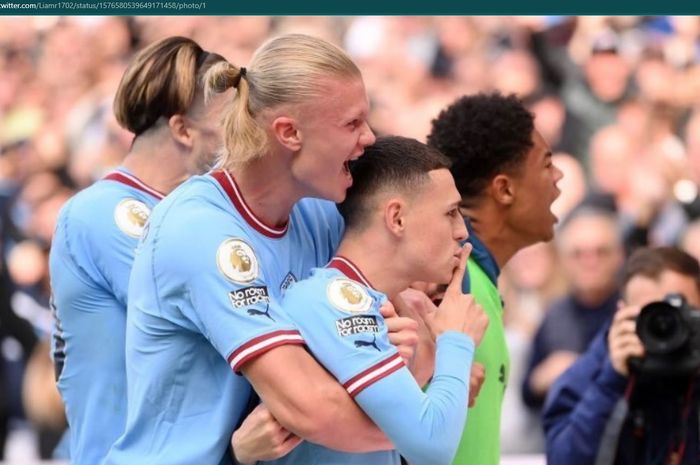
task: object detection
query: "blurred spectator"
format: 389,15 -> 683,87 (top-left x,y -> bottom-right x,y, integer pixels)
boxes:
499,241 -> 567,453
587,123 -> 688,251
526,93 -> 568,153
679,109 -> 700,220
550,152 -> 587,220
522,207 -> 624,414
544,247 -> 700,465
501,242 -> 567,340
680,218 -> 700,263
0,255 -> 37,459
561,29 -> 634,164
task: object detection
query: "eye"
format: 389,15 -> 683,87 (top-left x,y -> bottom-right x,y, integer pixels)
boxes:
448,208 -> 460,218
347,119 -> 361,129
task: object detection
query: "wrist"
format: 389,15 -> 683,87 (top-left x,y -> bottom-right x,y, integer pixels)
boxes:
231,437 -> 255,465
232,451 -> 256,465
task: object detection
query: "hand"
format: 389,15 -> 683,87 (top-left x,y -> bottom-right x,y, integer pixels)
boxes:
468,362 -> 485,407
231,403 -> 302,464
394,288 -> 438,385
528,351 -> 579,397
425,244 -> 489,345
380,300 -> 419,364
396,287 -> 439,322
409,281 -> 447,305
608,303 -> 645,377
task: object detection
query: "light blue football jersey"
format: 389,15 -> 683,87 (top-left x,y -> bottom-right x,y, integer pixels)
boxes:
264,257 -> 476,465
49,168 -> 165,465
104,170 -> 343,465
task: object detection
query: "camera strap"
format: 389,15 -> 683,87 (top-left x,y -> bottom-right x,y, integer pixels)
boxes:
594,376 -> 637,465
663,377 -> 695,465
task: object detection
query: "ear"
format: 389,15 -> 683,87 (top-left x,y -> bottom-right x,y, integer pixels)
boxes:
270,116 -> 302,152
490,174 -> 516,206
168,114 -> 194,149
384,198 -> 406,237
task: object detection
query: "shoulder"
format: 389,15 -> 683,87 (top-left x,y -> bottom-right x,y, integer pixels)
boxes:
284,268 -> 335,305
285,270 -> 377,315
57,180 -> 158,243
149,177 -> 253,273
153,175 -> 232,239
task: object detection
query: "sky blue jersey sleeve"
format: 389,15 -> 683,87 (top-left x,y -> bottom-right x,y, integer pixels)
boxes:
52,186 -> 152,307
283,271 -> 475,465
149,203 -> 305,374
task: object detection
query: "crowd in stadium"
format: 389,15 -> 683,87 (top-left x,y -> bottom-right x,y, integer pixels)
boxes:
1,15 -> 700,463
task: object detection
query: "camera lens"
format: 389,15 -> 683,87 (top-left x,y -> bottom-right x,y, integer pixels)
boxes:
637,302 -> 688,355
648,312 -> 677,339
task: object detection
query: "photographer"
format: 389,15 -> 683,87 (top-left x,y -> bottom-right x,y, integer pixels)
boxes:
543,246 -> 700,465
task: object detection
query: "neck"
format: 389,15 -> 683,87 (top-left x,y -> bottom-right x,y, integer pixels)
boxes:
335,231 -> 409,299
463,202 -> 531,268
229,153 -> 303,228
122,133 -> 189,195
573,286 -> 617,308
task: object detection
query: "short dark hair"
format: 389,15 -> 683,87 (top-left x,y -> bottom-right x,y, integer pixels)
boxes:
427,92 -> 535,201
338,136 -> 451,232
623,247 -> 700,296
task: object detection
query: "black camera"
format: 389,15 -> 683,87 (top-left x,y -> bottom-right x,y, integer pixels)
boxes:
630,294 -> 700,377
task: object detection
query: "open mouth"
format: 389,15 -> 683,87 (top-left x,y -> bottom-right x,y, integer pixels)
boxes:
343,160 -> 350,175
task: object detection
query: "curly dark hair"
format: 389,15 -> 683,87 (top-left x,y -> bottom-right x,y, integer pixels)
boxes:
427,92 -> 535,201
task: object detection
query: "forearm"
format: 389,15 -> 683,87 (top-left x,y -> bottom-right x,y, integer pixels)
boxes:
544,359 -> 627,465
317,384 -> 394,452
356,332 -> 474,465
242,345 -> 392,452
408,324 -> 436,388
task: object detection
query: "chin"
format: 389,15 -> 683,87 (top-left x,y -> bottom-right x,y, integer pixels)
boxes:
332,190 -> 348,203
540,228 -> 555,243
437,270 -> 454,286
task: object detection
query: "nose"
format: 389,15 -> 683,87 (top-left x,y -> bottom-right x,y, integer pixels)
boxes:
454,218 -> 468,242
553,163 -> 564,184
360,121 -> 376,148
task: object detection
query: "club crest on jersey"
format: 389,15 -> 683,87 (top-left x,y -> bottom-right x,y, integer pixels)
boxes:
217,238 -> 258,283
327,278 -> 371,314
114,199 -> 151,238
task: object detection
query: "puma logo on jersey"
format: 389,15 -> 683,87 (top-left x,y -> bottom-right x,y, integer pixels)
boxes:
354,334 -> 380,351
247,304 -> 275,321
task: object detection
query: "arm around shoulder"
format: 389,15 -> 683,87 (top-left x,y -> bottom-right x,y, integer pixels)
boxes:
241,344 -> 392,452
